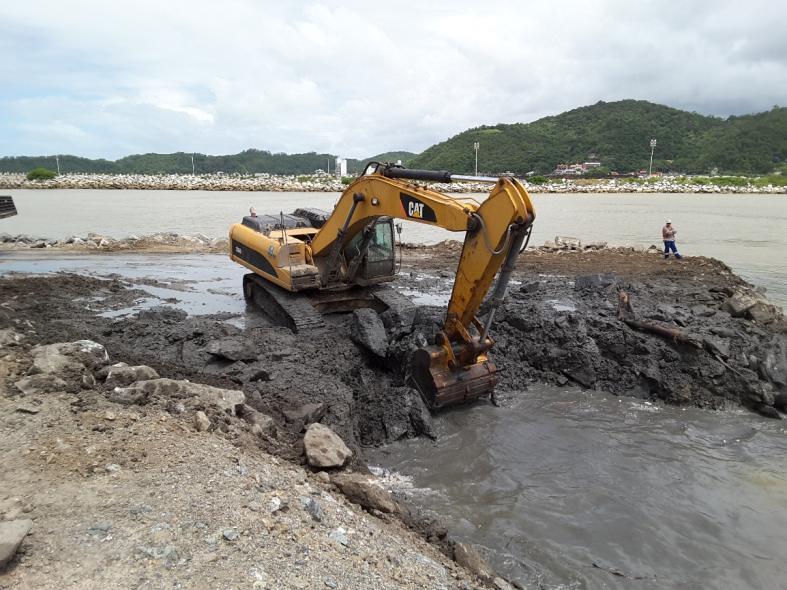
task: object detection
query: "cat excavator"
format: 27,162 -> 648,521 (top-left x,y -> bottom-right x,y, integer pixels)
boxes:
229,163 -> 535,409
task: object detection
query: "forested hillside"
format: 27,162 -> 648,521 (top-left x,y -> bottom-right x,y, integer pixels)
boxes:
1,101 -> 784,176
410,100 -> 787,175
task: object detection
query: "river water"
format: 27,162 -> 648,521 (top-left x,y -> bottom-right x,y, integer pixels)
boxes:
1,250 -> 785,589
368,389 -> 787,589
3,189 -> 786,307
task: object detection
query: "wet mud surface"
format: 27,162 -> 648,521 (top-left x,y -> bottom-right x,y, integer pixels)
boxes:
1,247 -> 785,462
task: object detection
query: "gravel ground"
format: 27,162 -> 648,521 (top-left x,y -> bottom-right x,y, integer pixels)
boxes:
0,348 -> 482,589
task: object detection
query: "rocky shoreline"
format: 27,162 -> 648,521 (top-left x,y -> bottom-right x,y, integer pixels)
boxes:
1,245 -> 786,587
2,172 -> 785,193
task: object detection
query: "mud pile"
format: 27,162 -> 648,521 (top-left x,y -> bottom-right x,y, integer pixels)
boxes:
1,250 -> 785,464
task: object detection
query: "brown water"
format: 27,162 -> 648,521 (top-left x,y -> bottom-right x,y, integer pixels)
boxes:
368,389 -> 787,590
3,189 -> 786,306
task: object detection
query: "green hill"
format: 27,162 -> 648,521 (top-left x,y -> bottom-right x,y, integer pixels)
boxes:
0,148 -> 419,176
1,101 -> 784,176
409,100 -> 787,175
0,149 -> 343,176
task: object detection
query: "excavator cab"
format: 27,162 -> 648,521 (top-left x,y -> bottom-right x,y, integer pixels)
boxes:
342,217 -> 396,285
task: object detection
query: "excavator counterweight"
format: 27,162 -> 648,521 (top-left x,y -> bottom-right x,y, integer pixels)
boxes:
229,164 -> 535,409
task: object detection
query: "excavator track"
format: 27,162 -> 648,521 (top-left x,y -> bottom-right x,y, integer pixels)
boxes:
243,273 -> 326,333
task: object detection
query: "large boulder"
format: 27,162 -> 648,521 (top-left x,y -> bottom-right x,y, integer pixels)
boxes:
350,309 -> 388,358
303,423 -> 352,468
105,365 -> 159,387
331,473 -> 397,513
30,340 -> 108,374
0,519 -> 33,569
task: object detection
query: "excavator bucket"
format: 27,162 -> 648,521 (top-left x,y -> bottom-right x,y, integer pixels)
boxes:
410,345 -> 498,409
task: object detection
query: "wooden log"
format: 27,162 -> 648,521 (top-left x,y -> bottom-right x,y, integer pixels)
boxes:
617,290 -> 701,348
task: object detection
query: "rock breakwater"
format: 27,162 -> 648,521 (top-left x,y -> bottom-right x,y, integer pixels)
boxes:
2,172 -> 785,193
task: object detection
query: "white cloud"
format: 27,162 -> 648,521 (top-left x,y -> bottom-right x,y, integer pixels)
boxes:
1,0 -> 785,159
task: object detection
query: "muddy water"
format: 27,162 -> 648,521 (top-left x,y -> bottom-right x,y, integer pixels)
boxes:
368,389 -> 787,590
3,190 -> 787,306
2,251 -> 786,589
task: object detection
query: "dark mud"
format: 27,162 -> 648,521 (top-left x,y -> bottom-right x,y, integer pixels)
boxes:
1,249 -> 786,462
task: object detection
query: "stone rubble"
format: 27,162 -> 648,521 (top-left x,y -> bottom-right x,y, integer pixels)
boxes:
2,171 -> 785,193
0,333 -> 493,588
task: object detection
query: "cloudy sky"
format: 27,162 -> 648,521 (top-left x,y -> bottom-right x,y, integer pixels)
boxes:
2,1 -> 785,160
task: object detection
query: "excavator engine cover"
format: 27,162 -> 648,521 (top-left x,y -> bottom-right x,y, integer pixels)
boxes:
411,346 -> 498,409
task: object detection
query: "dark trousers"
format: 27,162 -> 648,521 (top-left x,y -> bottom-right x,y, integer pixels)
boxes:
663,240 -> 681,259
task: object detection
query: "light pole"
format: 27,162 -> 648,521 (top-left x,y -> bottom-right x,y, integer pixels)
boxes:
191,154 -> 195,176
55,155 -> 60,174
648,138 -> 657,176
473,142 -> 480,176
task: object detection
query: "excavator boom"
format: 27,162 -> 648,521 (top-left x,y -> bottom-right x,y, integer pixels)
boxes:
229,164 -> 535,408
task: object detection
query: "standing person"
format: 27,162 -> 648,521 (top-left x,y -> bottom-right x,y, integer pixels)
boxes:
662,219 -> 682,259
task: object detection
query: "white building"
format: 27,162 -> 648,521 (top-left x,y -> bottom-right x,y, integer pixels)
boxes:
335,156 -> 347,178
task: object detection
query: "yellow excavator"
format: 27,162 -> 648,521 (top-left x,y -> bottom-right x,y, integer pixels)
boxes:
229,163 -> 535,408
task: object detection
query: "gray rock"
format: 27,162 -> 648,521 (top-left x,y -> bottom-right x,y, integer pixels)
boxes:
331,473 -> 397,514
31,340 -> 109,374
328,528 -> 349,546
239,405 -> 276,436
774,392 -> 787,413
96,362 -> 129,381
0,328 -> 22,347
350,308 -> 388,358
0,519 -> 33,569
302,497 -> 323,522
747,302 -> 778,324
14,374 -> 68,395
109,386 -> 149,406
574,273 -> 617,290
222,529 -> 239,541
194,411 -> 210,432
723,291 -> 762,317
303,423 -> 352,468
105,365 -> 159,387
555,236 -> 581,249
205,337 -> 258,362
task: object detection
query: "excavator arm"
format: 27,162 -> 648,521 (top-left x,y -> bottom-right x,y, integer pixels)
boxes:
311,164 -> 535,407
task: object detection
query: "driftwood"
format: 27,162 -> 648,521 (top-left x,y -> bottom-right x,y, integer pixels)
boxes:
617,290 -> 701,348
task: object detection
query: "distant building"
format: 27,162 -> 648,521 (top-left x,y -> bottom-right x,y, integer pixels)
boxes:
335,156 -> 347,178
553,161 -> 603,175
